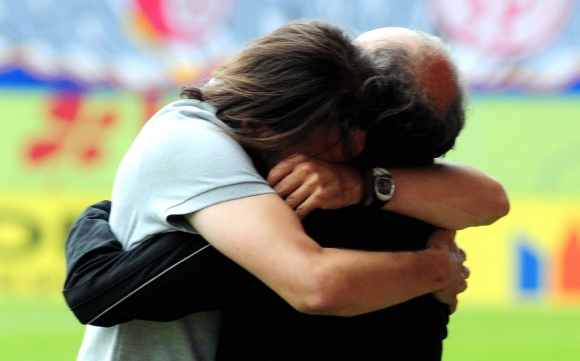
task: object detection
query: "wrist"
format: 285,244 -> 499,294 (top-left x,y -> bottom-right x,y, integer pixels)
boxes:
355,166 -> 373,206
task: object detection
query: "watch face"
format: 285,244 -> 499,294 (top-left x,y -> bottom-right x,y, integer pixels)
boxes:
375,175 -> 394,201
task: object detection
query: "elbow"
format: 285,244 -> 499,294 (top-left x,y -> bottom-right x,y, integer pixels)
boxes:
495,189 -> 511,220
285,266 -> 350,316
291,293 -> 341,316
480,182 -> 510,226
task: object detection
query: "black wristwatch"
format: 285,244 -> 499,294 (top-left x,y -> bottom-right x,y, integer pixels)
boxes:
369,167 -> 395,209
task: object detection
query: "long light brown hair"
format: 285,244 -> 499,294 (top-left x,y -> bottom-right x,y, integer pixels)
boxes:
181,19 -> 377,163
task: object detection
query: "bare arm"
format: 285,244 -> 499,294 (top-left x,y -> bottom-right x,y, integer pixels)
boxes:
186,193 -> 466,317
384,159 -> 509,229
268,154 -> 509,230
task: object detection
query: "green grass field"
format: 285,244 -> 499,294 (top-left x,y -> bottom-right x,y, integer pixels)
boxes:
444,306 -> 580,360
0,299 -> 85,361
1,299 -> 579,361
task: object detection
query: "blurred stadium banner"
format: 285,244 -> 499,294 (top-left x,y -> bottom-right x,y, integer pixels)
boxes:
456,198 -> 580,306
1,0 -> 579,306
1,0 -> 580,93
1,193 -> 579,305
0,194 -> 105,297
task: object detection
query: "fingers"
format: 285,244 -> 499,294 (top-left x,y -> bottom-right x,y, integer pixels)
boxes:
289,184 -> 330,219
268,154 -> 362,216
267,154 -> 308,187
431,241 -> 470,315
267,163 -> 294,188
448,298 -> 458,315
462,265 -> 470,280
269,156 -> 324,199
285,182 -> 316,210
295,197 -> 318,220
436,276 -> 466,315
427,229 -> 457,249
458,247 -> 469,279
432,288 -> 459,315
272,169 -> 309,199
447,266 -> 469,315
458,276 -> 468,293
273,164 -> 324,208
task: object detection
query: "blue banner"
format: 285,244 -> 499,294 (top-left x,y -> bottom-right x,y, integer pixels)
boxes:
1,0 -> 579,93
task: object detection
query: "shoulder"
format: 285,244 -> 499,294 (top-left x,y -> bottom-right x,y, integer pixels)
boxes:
138,100 -> 245,162
147,100 -> 228,141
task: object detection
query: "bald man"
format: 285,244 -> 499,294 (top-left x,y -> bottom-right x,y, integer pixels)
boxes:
358,27 -> 459,112
64,27 -> 498,361
353,27 -> 466,168
214,28 -> 471,361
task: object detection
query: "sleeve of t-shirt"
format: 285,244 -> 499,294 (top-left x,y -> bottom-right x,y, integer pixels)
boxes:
133,106 -> 275,233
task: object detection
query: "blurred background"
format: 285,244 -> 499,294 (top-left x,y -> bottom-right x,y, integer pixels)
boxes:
0,0 -> 579,360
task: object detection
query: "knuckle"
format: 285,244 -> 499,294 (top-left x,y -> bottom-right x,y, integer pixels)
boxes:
314,188 -> 329,200
286,196 -> 297,208
310,172 -> 321,184
296,206 -> 311,219
299,162 -> 316,173
293,153 -> 307,161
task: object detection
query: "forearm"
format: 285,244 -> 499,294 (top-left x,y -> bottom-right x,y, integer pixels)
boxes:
305,247 -> 452,316
268,155 -> 509,227
189,193 -> 455,317
383,160 -> 509,230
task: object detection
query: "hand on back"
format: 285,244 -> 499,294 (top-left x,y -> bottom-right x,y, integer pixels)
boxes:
427,229 -> 469,314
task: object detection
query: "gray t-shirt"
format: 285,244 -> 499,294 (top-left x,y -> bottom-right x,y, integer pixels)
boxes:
77,99 -> 275,361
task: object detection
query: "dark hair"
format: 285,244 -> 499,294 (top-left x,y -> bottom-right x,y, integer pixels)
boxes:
360,31 -> 467,167
181,19 -> 377,163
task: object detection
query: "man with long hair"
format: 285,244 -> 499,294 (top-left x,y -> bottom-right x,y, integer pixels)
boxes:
66,21 -> 507,361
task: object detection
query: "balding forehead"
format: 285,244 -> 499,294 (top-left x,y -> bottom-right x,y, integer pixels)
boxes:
355,27 -> 421,49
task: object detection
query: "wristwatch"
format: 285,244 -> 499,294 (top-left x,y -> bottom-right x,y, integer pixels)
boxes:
370,167 -> 395,209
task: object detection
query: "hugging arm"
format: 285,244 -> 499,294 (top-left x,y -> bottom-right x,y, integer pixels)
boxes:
187,193 -> 465,316
383,159 -> 510,229
64,201 -> 259,327
268,155 -> 509,228
64,196 -> 465,325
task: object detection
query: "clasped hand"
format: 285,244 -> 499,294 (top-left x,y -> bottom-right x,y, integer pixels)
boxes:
267,153 -> 364,219
427,229 -> 469,314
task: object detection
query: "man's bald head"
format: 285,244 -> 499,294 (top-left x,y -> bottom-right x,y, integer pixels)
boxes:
355,27 -> 419,49
355,27 -> 458,113
355,27 -> 467,165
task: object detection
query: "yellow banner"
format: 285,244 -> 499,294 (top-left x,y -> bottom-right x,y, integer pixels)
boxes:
457,197 -> 580,306
1,194 -> 579,307
0,193 -> 108,298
